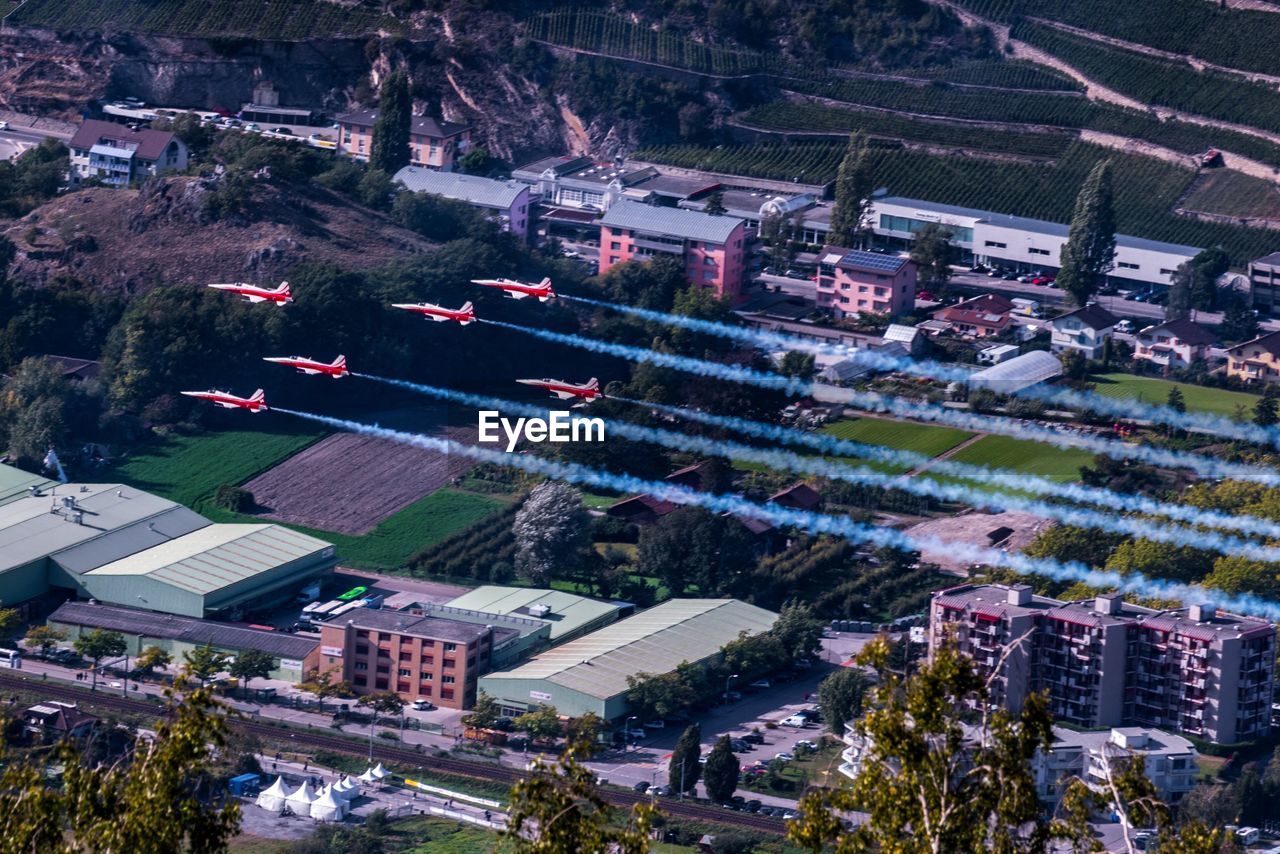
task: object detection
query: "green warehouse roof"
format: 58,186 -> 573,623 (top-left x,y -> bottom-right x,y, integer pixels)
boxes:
0,462 -> 56,506
87,524 -> 334,595
483,599 -> 777,701
444,585 -> 625,642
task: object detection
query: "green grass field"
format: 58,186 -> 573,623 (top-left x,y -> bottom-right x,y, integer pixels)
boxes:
821,417 -> 974,460
110,425 -> 326,507
203,487 -> 508,572
1090,373 -> 1260,419
946,434 -> 1095,483
1182,170 -> 1280,220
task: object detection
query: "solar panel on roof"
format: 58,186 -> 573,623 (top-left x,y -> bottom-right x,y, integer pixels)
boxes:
839,250 -> 905,271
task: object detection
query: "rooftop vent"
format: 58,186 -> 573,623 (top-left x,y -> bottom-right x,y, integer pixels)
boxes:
1189,604 -> 1216,622
1095,592 -> 1123,616
528,604 -> 552,618
1007,584 -> 1032,606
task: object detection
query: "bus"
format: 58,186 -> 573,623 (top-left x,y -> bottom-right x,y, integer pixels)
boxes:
310,600 -> 345,617
336,586 -> 368,602
0,648 -> 22,669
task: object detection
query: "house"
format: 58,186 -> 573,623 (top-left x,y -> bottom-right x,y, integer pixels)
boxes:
1226,330 -> 1280,385
976,343 -> 1019,366
237,81 -> 325,129
816,248 -> 917,319
1050,304 -> 1119,360
67,120 -> 188,187
768,482 -> 822,512
1133,318 -> 1216,370
933,294 -> 1014,338
335,110 -> 471,171
598,201 -> 747,301
24,701 -> 99,744
393,166 -> 531,242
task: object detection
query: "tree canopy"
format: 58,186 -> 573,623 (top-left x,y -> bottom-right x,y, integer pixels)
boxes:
1056,160 -> 1116,307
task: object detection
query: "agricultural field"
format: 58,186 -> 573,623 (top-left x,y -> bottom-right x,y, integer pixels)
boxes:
1011,21 -> 1280,135
1181,170 -> 1280,221
909,59 -> 1082,91
635,139 -> 1280,263
528,8 -> 786,75
955,0 -> 1280,78
738,102 -> 1072,158
242,431 -> 479,535
1089,373 -> 1262,419
946,435 -> 1095,483
633,140 -> 847,184
6,0 -> 396,37
821,417 -> 973,460
110,424 -> 325,509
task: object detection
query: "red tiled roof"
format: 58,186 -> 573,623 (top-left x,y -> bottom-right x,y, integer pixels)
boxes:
68,119 -> 177,162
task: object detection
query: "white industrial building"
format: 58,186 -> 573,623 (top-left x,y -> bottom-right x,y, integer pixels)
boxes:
871,196 -> 1199,287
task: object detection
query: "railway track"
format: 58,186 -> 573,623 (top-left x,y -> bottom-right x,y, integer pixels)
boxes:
0,672 -> 788,835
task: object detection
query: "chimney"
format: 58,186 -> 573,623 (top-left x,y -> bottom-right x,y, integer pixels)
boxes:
1007,584 -> 1032,606
1189,604 -> 1216,622
1094,592 -> 1123,615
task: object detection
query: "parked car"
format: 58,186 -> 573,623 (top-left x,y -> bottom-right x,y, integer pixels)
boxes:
784,269 -> 809,280
633,781 -> 650,793
774,751 -> 795,762
748,679 -> 771,690
411,700 -> 434,711
796,739 -> 819,751
244,122 -> 261,131
730,739 -> 751,753
1031,276 -> 1053,285
624,727 -> 646,739
1116,319 -> 1135,333
644,719 -> 665,730
798,708 -> 822,722
724,690 -> 743,702
743,731 -> 765,744
781,714 -> 810,727
916,291 -> 936,302
493,717 -> 516,732
745,799 -> 763,813
270,127 -> 293,135
0,121 -> 8,131
650,785 -> 671,796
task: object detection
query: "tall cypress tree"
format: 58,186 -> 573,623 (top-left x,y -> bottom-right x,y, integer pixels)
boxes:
1056,160 -> 1117,307
669,723 -> 702,795
369,69 -> 411,175
828,132 -> 873,249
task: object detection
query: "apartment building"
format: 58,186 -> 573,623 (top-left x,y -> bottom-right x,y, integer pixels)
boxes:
1226,330 -> 1280,385
1248,251 -> 1280,316
597,200 -> 747,301
930,584 -> 1275,744
1133,318 -> 1216,370
393,166 -> 531,243
1049,304 -> 1119,360
1034,727 -> 1197,810
67,120 -> 188,187
816,248 -> 917,318
319,609 -> 518,710
335,110 -> 471,171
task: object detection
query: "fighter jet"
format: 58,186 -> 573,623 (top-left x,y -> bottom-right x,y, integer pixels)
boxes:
179,388 -> 269,412
391,300 -> 476,325
262,355 -> 349,378
515,377 -> 602,405
471,277 -> 555,302
207,280 -> 292,305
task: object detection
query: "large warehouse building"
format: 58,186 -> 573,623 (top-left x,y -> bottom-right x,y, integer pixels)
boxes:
0,463 -> 336,619
478,598 -> 778,720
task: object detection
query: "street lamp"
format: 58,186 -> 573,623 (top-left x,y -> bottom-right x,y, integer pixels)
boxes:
724,673 -> 738,702
626,715 -> 638,752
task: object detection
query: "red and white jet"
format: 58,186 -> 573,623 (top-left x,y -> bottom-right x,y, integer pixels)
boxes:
263,355 -> 349,378
391,300 -> 476,325
516,377 -> 603,405
471,277 -> 555,302
180,388 -> 269,412
207,280 -> 292,305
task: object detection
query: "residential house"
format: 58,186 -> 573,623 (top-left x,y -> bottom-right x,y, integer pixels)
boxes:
1133,318 -> 1216,370
816,248 -> 917,319
335,110 -> 471,171
1050,304 -> 1119,360
933,294 -> 1015,338
67,120 -> 187,187
598,200 -> 747,301
768,483 -> 822,511
393,166 -> 531,242
1226,330 -> 1280,385
24,701 -> 99,744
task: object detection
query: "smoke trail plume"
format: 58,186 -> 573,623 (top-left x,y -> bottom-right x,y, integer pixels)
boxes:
479,319 -> 812,395
358,373 -> 1280,557
565,294 -> 1280,445
623,398 -> 1280,537
274,405 -> 1280,620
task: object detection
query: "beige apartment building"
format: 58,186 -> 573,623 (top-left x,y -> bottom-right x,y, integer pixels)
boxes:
1226,330 -> 1280,386
929,584 -> 1275,744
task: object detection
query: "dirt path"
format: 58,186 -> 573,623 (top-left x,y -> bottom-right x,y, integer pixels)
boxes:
1029,17 -> 1280,86
1213,0 -> 1280,10
1081,129 -> 1279,182
902,432 -> 987,479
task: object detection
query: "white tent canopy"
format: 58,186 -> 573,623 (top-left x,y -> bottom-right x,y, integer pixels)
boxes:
255,776 -> 294,812
333,777 -> 359,800
311,786 -> 348,822
285,780 -> 318,817
357,767 -> 378,784
371,762 -> 390,780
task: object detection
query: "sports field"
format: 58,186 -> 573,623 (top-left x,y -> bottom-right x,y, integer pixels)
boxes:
1090,373 -> 1260,419
821,417 -> 973,459
946,434 -> 1095,483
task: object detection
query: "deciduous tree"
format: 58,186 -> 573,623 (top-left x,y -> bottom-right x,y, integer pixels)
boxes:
463,691 -> 501,729
816,667 -> 868,735
134,645 -> 172,677
514,705 -> 562,743
182,645 -> 229,688
1056,160 -> 1116,307
910,222 -> 957,293
24,625 -> 66,659
228,648 -> 275,698
74,629 -> 128,691
513,481 -> 590,586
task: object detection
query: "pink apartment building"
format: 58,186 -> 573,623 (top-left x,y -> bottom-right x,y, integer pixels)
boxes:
597,201 -> 747,301
335,109 -> 471,171
817,248 -> 917,318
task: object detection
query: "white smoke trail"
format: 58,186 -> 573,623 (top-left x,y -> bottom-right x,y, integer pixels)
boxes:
357,373 -> 1280,556
565,294 -> 1280,445
273,405 -> 1280,620
621,398 -> 1280,537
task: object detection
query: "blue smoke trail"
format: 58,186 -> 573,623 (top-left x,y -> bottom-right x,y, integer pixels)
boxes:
273,405 -> 1280,620
621,397 -> 1280,537
564,294 -> 1280,445
478,319 -> 812,395
356,373 -> 1280,561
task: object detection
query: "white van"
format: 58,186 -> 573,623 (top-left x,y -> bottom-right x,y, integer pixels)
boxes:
781,714 -> 810,727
